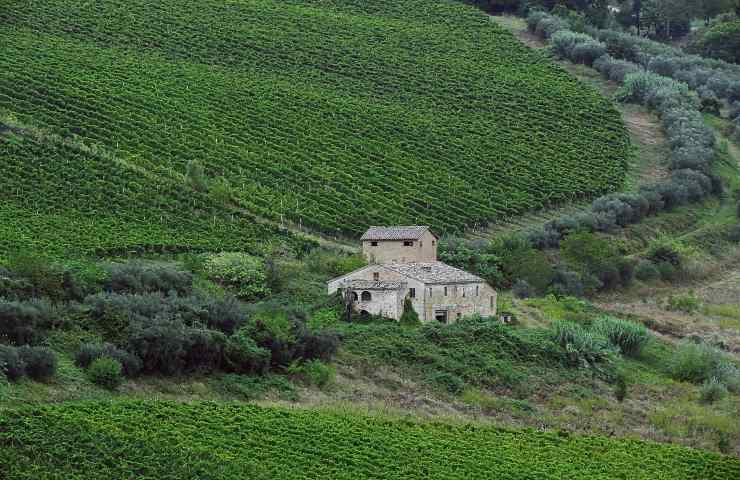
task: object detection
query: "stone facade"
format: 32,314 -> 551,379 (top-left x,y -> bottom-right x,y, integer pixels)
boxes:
361,227 -> 437,264
328,226 -> 497,323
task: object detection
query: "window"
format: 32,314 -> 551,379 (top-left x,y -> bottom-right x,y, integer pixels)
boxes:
462,287 -> 466,298
428,287 -> 433,297
435,310 -> 448,324
373,272 -> 379,281
351,291 -> 358,301
403,241 -> 413,247
371,241 -> 378,246
409,288 -> 416,298
476,285 -> 479,296
490,296 -> 494,308
361,291 -> 372,301
420,241 -> 423,247
432,240 -> 436,246
444,286 -> 448,296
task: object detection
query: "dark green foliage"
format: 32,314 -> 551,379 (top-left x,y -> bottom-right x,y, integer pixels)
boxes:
0,345 -> 25,381
614,372 -> 628,402
669,342 -> 739,389
17,345 -> 56,380
492,235 -> 554,293
184,329 -> 227,372
427,372 -> 465,394
635,260 -> 660,281
399,297 -> 420,326
87,357 -> 123,390
126,315 -> 189,375
75,343 -> 142,377
0,298 -> 55,345
340,318 -> 568,393
106,262 -> 192,296
688,19 -> 740,64
223,329 -> 271,375
560,232 -> 631,291
512,279 -> 532,299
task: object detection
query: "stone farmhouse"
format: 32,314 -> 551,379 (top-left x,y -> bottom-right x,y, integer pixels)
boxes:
327,226 -> 497,323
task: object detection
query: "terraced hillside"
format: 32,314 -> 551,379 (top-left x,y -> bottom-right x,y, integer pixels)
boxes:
0,0 -> 630,256
1,401 -> 737,479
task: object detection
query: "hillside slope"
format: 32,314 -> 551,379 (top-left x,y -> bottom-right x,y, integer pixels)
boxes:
0,0 -> 629,256
1,401 -> 737,479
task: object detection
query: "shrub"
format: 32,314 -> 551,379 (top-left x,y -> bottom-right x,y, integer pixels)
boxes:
127,315 -> 189,375
666,293 -> 701,313
399,297 -> 420,326
203,252 -> 269,300
18,346 -> 56,380
549,267 -> 585,297
87,357 -> 124,390
699,377 -> 728,404
107,262 -> 192,295
669,342 -> 727,383
75,342 -> 142,377
428,371 -> 465,394
512,279 -> 532,299
300,359 -> 335,388
184,329 -> 227,372
551,320 -> 614,367
0,298 -> 56,345
224,329 -> 271,374
0,345 -> 25,381
593,317 -> 649,357
635,260 -> 660,281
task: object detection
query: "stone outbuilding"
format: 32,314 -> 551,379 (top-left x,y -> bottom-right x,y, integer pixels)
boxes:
328,226 -> 497,323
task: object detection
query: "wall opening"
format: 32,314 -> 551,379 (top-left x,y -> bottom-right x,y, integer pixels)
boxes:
435,310 -> 448,324
361,291 -> 372,301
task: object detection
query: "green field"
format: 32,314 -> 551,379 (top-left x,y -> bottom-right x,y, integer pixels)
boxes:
0,400 -> 736,479
0,0 -> 630,256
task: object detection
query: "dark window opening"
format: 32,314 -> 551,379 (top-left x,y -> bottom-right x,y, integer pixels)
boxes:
371,241 -> 378,246
435,310 -> 448,324
462,288 -> 466,298
432,240 -> 436,246
444,286 -> 448,296
373,272 -> 379,281
351,291 -> 358,301
360,310 -> 369,317
409,288 -> 416,298
361,291 -> 372,301
403,241 -> 413,247
476,285 -> 479,296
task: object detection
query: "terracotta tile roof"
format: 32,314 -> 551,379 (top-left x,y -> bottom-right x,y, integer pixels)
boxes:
360,226 -> 432,241
382,262 -> 483,285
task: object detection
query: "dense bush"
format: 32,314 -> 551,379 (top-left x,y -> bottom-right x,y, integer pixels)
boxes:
17,345 -> 57,380
635,260 -> 660,281
0,298 -> 56,345
223,328 -> 271,374
288,359 -> 335,388
0,344 -> 25,381
75,342 -> 142,377
87,357 -> 124,390
593,317 -> 649,357
399,297 -> 420,326
203,252 -> 269,300
550,30 -> 606,65
699,377 -> 728,404
687,19 -> 740,64
106,262 -> 192,296
669,342 -> 739,390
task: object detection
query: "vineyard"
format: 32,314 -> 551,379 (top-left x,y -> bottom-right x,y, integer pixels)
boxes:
0,0 -> 630,254
0,401 -> 737,479
0,118 -> 306,257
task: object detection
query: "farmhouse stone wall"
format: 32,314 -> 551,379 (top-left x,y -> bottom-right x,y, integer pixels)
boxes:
362,230 -> 437,264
